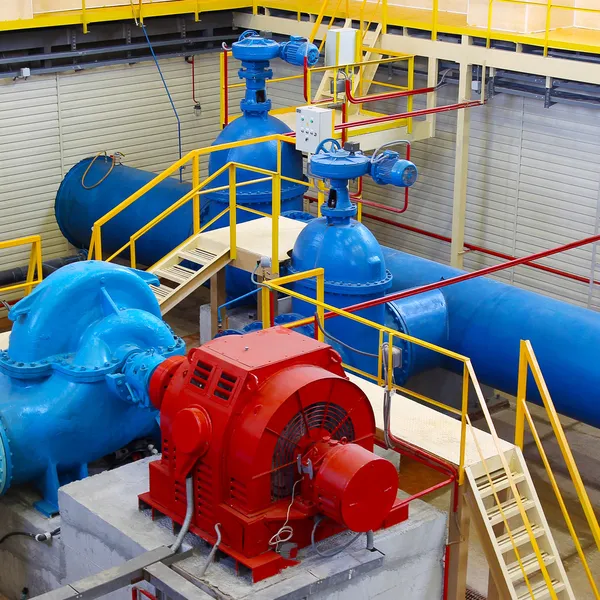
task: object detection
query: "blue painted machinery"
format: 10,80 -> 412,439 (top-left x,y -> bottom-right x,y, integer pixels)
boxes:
54,31 -> 318,269
0,261 -> 185,515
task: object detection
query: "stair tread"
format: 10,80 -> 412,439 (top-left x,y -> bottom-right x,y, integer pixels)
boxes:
497,523 -> 545,554
507,551 -> 556,582
149,283 -> 174,298
487,496 -> 536,526
516,579 -> 565,600
178,248 -> 217,264
154,265 -> 196,284
477,470 -> 526,498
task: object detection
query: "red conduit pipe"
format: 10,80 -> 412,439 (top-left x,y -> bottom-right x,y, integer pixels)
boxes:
321,232 -> 600,321
132,588 -> 158,600
305,194 -> 600,286
361,211 -> 600,288
344,77 -> 440,105
335,100 -> 484,131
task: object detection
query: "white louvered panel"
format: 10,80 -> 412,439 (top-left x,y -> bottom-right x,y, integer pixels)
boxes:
59,53 -> 241,181
0,74 -> 68,278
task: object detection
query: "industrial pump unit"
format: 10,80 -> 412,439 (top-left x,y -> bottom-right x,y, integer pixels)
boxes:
140,327 -> 406,582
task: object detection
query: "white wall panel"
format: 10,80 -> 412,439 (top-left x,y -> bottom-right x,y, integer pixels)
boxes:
0,50 -> 239,298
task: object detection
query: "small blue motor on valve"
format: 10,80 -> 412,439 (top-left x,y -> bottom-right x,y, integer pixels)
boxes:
370,150 -> 418,187
279,35 -> 320,67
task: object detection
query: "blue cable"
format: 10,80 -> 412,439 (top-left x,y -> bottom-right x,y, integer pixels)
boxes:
141,24 -> 183,182
217,288 -> 260,325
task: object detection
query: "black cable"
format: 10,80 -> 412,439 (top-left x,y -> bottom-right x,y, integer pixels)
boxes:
311,515 -> 363,558
314,312 -> 379,358
0,527 -> 60,545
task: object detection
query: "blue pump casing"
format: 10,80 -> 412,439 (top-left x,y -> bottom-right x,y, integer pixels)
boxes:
0,261 -> 185,514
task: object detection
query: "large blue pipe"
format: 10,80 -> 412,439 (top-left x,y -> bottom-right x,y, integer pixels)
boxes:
382,247 -> 600,428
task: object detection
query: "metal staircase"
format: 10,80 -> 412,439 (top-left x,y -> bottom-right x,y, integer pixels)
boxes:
347,24 -> 383,116
465,447 -> 575,600
147,235 -> 231,315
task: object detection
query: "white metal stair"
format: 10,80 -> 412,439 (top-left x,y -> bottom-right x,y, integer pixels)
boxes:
147,234 -> 231,315
465,447 -> 575,600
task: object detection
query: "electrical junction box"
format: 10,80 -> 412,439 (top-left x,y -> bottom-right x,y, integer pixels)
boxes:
295,106 -> 335,154
325,28 -> 358,67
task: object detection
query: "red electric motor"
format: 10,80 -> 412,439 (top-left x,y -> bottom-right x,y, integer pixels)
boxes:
140,327 -> 407,582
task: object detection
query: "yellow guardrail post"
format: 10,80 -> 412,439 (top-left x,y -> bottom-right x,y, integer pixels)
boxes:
229,164 -> 237,261
316,269 -> 325,342
82,0 -> 88,34
93,227 -> 103,260
487,0 -> 494,48
192,154 -> 201,234
432,0 -> 439,41
544,0 -> 552,57
130,240 -> 137,269
261,285 -> 271,329
515,340 -> 528,450
459,362 -> 469,485
382,0 -> 388,34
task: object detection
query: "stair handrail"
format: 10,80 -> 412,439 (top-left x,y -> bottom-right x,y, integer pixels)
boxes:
465,360 -> 559,599
88,134 -> 299,264
515,339 -> 600,597
0,235 -> 43,298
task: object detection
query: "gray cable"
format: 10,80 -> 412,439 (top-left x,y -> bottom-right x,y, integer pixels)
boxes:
197,523 -> 222,577
311,515 -> 363,558
170,476 -> 194,553
314,312 -> 379,358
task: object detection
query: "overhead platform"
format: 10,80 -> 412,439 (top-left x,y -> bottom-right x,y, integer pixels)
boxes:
192,216 -> 308,276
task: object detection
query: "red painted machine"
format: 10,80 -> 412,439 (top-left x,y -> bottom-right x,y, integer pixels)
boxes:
139,327 -> 407,582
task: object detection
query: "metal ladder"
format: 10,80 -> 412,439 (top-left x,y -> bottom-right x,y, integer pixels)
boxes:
147,234 -> 231,315
465,447 -> 575,600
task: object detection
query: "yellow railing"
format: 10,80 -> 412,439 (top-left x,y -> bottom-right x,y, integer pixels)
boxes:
220,50 -> 416,139
88,134 -> 309,277
486,0 -> 600,56
514,339 -> 600,598
262,268 -> 598,594
0,235 -> 43,297
259,267 -> 472,484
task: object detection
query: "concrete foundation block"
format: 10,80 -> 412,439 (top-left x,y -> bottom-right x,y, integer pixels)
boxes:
56,457 -> 447,600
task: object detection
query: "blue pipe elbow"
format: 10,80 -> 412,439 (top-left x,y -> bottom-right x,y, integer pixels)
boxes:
0,261 -> 185,514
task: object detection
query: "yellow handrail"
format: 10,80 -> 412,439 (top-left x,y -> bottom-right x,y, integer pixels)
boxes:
259,268 -> 474,484
515,339 -> 600,598
0,235 -> 43,297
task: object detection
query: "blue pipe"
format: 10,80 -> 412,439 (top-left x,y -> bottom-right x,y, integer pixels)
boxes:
0,261 -> 185,515
382,247 -> 600,428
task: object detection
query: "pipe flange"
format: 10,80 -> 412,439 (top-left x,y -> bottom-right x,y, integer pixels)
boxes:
0,416 -> 12,495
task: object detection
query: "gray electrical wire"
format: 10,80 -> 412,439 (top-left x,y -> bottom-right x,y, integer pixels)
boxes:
197,523 -> 222,577
311,515 -> 363,558
314,312 -> 379,358
170,476 -> 194,552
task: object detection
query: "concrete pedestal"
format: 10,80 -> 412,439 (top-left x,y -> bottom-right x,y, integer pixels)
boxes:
55,458 -> 447,600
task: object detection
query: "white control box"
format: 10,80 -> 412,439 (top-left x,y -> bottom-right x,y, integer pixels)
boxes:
325,28 -> 358,67
295,106 -> 335,154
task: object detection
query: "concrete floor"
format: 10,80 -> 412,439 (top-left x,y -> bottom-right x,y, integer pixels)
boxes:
164,294 -> 600,599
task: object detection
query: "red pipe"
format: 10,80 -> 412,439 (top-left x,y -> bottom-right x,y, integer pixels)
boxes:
322,232 -> 600,320
132,588 -> 157,600
361,211 -> 600,288
304,194 -> 600,287
335,100 -> 484,131
344,77 -> 439,105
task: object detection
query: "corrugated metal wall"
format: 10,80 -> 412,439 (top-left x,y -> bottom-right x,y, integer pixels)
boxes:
0,50 -> 239,278
267,64 -> 600,309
